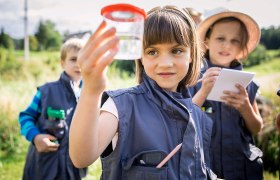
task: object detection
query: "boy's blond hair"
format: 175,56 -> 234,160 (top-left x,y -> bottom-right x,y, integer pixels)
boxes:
60,38 -> 85,61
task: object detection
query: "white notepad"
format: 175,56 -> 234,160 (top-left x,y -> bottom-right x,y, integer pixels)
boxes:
207,68 -> 255,102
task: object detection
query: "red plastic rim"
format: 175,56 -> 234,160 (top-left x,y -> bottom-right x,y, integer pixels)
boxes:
101,3 -> 147,21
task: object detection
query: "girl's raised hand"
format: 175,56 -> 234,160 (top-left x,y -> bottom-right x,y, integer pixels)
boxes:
78,21 -> 119,95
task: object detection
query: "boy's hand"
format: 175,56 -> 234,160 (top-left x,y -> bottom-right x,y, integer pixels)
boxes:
33,134 -> 59,152
221,84 -> 250,112
200,67 -> 221,95
77,21 -> 119,95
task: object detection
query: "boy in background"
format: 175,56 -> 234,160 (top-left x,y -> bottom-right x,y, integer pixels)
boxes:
18,38 -> 87,180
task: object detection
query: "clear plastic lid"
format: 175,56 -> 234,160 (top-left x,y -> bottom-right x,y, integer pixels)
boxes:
101,3 -> 147,22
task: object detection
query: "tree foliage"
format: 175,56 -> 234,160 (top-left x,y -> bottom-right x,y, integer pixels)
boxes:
244,44 -> 270,67
29,35 -> 38,51
0,28 -> 14,50
0,47 -> 22,79
260,26 -> 280,49
35,20 -> 62,51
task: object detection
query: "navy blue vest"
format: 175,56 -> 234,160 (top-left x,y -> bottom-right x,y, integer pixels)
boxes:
100,73 -> 216,179
23,72 -> 87,180
189,59 -> 263,180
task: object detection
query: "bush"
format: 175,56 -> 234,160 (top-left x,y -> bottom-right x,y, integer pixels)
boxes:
0,47 -> 23,80
256,126 -> 279,175
255,95 -> 280,175
0,94 -> 22,155
112,60 -> 135,75
244,44 -> 270,67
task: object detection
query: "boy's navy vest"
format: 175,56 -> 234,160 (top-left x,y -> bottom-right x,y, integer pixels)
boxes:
189,59 -> 263,180
23,72 -> 87,180
100,73 -> 216,179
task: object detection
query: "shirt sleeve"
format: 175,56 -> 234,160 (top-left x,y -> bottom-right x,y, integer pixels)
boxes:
100,96 -> 119,119
18,90 -> 42,142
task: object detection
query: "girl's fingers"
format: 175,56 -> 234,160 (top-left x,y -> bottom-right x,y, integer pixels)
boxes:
81,26 -> 117,58
235,84 -> 246,95
84,21 -> 107,49
206,67 -> 222,74
78,21 -> 106,61
79,28 -> 118,71
97,47 -> 119,70
88,36 -> 119,68
203,68 -> 221,81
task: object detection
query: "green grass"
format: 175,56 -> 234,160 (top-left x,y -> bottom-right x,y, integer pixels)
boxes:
14,50 -> 60,61
266,49 -> 280,58
245,57 -> 280,76
0,139 -> 28,180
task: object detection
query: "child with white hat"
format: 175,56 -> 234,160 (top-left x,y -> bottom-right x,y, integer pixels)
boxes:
190,9 -> 264,180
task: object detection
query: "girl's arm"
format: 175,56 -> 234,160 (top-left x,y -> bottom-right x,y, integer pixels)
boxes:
221,84 -> 263,135
192,67 -> 221,106
69,21 -> 119,168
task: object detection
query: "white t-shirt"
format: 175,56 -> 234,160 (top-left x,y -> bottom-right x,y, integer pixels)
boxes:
100,97 -> 119,149
70,80 -> 81,103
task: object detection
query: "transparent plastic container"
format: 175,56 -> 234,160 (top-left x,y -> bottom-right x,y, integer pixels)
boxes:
101,4 -> 146,60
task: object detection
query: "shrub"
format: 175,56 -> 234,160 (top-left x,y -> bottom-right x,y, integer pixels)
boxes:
0,47 -> 23,80
0,95 -> 22,155
244,44 -> 270,67
256,94 -> 280,175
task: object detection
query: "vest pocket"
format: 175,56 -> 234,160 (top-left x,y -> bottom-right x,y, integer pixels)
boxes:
122,150 -> 168,180
244,144 -> 263,179
44,119 -> 67,141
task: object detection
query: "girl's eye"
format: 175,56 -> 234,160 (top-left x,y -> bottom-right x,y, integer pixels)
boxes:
217,37 -> 225,41
172,49 -> 183,54
232,39 -> 240,45
146,50 -> 157,56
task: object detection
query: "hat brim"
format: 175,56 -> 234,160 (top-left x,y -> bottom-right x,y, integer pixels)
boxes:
198,11 -> 260,60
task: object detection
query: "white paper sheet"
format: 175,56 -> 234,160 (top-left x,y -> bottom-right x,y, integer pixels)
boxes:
207,68 -> 255,102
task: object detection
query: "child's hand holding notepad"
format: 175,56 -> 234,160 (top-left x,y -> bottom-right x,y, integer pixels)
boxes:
207,69 -> 255,102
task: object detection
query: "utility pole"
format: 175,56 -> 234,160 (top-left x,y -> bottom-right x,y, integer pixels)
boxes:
24,0 -> 29,60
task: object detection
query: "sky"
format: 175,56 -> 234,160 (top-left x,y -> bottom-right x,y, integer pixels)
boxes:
0,0 -> 279,39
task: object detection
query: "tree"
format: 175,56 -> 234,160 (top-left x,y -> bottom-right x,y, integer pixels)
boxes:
260,26 -> 280,49
0,28 -> 14,50
35,20 -> 62,51
29,35 -> 38,51
244,44 -> 269,67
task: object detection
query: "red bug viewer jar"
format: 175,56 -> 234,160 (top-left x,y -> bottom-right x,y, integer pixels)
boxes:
101,4 -> 147,60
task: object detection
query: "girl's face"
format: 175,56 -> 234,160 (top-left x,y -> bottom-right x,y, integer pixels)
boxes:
142,42 -> 191,92
206,21 -> 242,67
61,49 -> 81,82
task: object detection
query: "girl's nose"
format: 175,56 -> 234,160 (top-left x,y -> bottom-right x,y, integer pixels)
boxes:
158,55 -> 173,67
222,41 -> 231,49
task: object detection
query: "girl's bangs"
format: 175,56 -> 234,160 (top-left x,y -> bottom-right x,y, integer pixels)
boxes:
143,11 -> 190,49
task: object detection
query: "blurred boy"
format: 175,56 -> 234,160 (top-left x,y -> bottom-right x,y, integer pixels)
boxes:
18,38 -> 87,180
